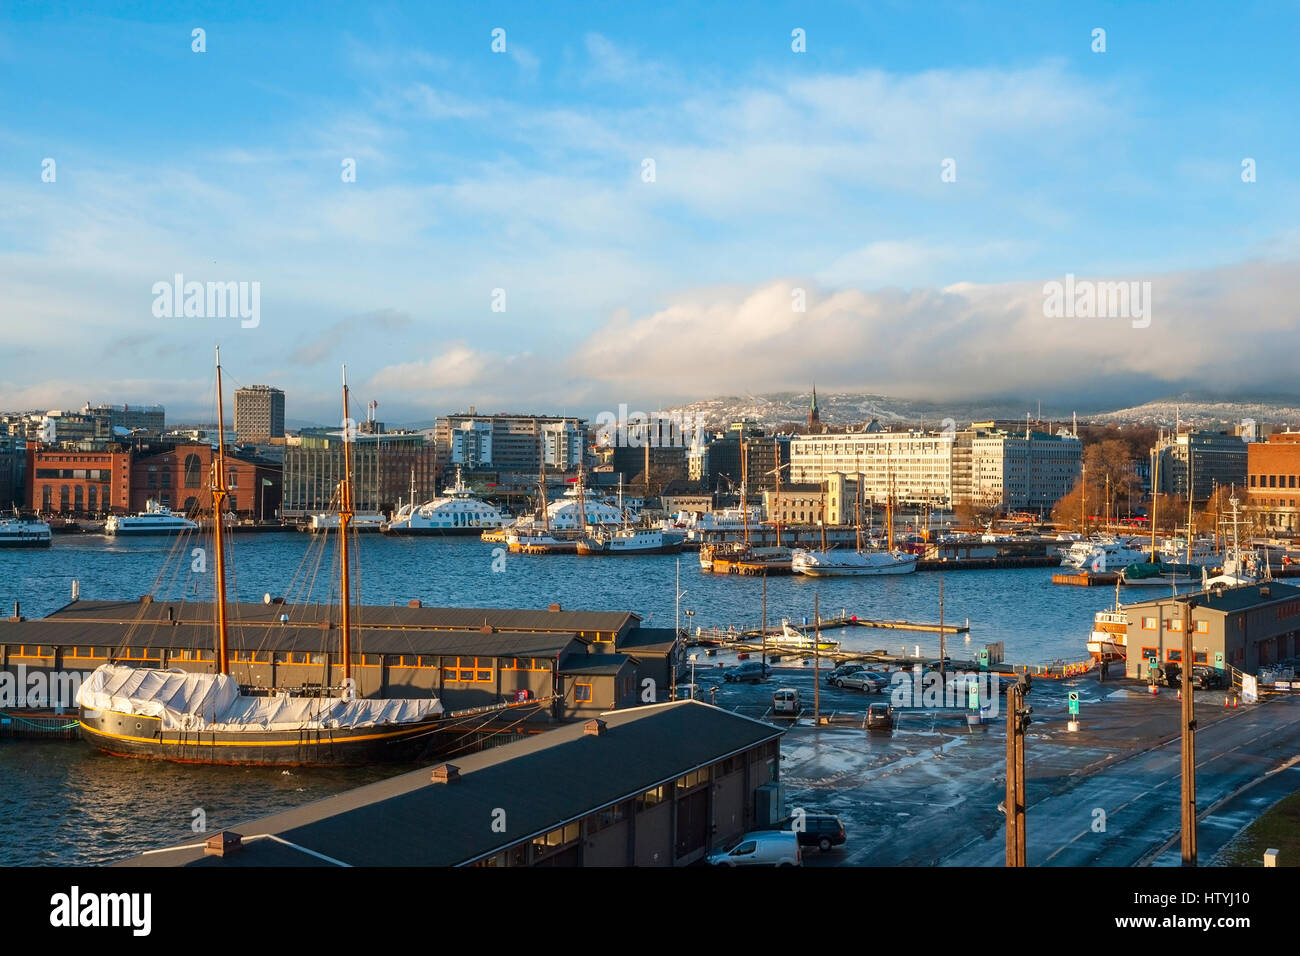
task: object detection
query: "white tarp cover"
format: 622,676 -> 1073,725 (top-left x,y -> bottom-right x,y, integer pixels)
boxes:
78,664 -> 443,732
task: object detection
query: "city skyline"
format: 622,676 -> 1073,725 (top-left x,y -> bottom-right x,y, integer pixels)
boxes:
2,1 -> 1298,422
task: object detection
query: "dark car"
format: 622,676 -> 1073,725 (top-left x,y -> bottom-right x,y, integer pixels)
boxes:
866,702 -> 895,731
771,812 -> 847,852
723,661 -> 772,683
825,663 -> 867,685
1170,665 -> 1228,690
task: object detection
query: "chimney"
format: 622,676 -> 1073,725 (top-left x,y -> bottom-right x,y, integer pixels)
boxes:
204,831 -> 243,857
408,599 -> 422,608
548,603 -> 562,612
584,719 -> 607,736
167,606 -> 175,624
431,763 -> 461,784
1261,585 -> 1271,598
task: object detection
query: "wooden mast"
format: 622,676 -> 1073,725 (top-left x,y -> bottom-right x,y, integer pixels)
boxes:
539,439 -> 550,535
818,456 -> 828,552
740,439 -> 749,547
212,346 -> 230,675
1150,441 -> 1160,561
339,365 -> 355,699
773,438 -> 782,549
855,462 -> 863,554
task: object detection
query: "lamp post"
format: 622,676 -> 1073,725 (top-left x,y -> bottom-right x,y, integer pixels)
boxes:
689,653 -> 698,700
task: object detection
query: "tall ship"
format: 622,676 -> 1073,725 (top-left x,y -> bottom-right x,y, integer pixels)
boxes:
0,511 -> 52,548
699,440 -> 792,573
77,353 -> 448,766
104,500 -> 198,536
384,468 -> 509,536
790,468 -> 917,577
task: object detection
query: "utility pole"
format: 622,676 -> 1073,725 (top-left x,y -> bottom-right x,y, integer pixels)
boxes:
813,592 -> 821,722
1181,596 -> 1199,865
938,576 -> 946,685
1005,676 -> 1032,866
761,573 -> 768,674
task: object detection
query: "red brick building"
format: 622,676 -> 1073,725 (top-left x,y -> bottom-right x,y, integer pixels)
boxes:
1247,433 -> 1300,533
28,442 -> 281,519
27,447 -> 131,515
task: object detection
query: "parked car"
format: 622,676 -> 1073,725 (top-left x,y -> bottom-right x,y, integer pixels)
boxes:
772,687 -> 801,715
707,830 -> 802,867
1168,665 -> 1228,690
825,662 -> 867,685
772,812 -> 847,852
723,661 -> 772,683
865,702 -> 895,731
836,671 -> 885,692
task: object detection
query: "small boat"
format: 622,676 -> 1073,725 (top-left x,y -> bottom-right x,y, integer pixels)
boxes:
577,526 -> 684,555
1086,581 -> 1128,662
791,548 -> 917,576
1117,561 -> 1201,588
0,510 -> 52,548
307,512 -> 384,533
770,621 -> 840,651
104,500 -> 198,536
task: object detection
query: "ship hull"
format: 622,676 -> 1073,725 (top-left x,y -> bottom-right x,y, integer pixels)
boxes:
384,525 -> 498,537
0,536 -> 52,548
79,708 -> 445,767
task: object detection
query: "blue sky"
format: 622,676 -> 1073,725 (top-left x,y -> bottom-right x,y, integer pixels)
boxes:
1,1 -> 1297,424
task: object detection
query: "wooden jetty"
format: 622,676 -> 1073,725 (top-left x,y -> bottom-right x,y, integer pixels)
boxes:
1052,571 -> 1120,586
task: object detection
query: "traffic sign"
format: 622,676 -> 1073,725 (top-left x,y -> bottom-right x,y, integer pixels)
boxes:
1068,691 -> 1079,715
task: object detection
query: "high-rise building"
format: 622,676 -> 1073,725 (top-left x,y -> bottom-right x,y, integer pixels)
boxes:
82,403 -> 165,436
1151,430 -> 1248,501
234,386 -> 285,442
432,413 -> 586,474
790,430 -> 955,506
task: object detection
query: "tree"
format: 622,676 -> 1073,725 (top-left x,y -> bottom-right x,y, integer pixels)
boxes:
1050,477 -> 1105,531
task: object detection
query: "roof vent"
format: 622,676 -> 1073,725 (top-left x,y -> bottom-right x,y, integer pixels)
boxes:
549,603 -> 563,612
204,831 -> 243,857
431,763 -> 461,784
584,719 -> 607,736
1261,585 -> 1271,598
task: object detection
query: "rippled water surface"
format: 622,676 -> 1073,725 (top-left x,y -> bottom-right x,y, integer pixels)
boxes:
0,532 -> 1109,864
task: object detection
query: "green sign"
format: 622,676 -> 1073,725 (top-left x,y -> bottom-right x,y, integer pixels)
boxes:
1068,691 -> 1079,715
968,682 -> 979,709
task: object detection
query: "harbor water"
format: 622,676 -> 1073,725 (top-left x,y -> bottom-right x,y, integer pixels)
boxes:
0,533 -> 1108,864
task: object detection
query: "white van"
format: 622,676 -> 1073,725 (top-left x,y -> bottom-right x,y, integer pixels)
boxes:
772,688 -> 801,715
707,830 -> 802,867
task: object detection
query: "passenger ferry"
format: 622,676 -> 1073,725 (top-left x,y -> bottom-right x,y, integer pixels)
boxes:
0,511 -> 52,548
385,470 -> 509,536
104,500 -> 198,536
577,526 -> 684,556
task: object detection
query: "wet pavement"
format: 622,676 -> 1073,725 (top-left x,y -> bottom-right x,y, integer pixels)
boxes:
690,651 -> 1300,867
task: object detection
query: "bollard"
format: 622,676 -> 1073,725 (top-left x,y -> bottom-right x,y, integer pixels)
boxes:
1265,848 -> 1279,868
1149,683 -> 1159,696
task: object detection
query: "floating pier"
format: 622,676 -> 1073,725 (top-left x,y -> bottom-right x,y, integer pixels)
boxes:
0,710 -> 81,740
1052,571 -> 1120,586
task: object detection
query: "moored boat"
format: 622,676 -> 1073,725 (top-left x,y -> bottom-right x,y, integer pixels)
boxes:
104,500 -> 198,536
0,511 -> 52,548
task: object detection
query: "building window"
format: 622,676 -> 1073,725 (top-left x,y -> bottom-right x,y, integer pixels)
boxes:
636,785 -> 666,811
444,657 -> 492,682
1195,620 -> 1209,634
1141,647 -> 1158,661
184,454 -> 202,488
531,822 -> 579,856
1142,617 -> 1157,631
676,768 -> 708,790
574,682 -> 593,703
1193,651 -> 1208,664
1165,619 -> 1183,632
1167,649 -> 1183,662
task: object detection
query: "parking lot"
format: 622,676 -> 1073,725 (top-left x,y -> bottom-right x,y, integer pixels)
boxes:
689,650 -> 1295,866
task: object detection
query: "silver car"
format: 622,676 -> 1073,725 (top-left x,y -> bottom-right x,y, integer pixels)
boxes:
836,670 -> 885,692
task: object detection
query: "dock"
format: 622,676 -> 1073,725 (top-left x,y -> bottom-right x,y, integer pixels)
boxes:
0,710 -> 81,740
1052,571 -> 1120,586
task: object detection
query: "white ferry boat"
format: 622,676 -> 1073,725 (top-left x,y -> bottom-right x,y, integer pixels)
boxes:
104,500 -> 199,536
307,513 -> 385,534
384,471 -> 509,536
1059,537 -> 1152,572
0,512 -> 52,548
577,526 -> 684,556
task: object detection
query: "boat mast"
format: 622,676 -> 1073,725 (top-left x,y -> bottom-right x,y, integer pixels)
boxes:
740,439 -> 749,547
212,346 -> 231,676
576,462 -> 588,534
818,456 -> 828,553
1186,445 -> 1194,564
855,464 -> 863,554
539,440 -> 550,535
1150,443 -> 1159,562
339,365 -> 355,700
773,438 -> 782,549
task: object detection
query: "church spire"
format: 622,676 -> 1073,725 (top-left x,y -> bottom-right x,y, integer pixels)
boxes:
808,384 -> 820,432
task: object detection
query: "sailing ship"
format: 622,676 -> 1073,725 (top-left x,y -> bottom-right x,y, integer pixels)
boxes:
791,460 -> 917,577
1205,496 -> 1267,588
77,353 -> 447,765
699,440 -> 792,573
384,466 -> 509,535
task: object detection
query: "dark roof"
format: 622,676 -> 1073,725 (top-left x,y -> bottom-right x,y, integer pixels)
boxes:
558,652 -> 636,676
617,627 -> 679,655
119,701 -> 784,868
0,617 -> 580,658
34,600 -> 639,635
1125,581 -> 1300,615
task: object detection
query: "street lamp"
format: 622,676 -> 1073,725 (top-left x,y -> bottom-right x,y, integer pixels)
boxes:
689,653 -> 698,700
